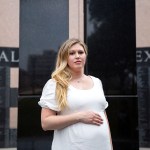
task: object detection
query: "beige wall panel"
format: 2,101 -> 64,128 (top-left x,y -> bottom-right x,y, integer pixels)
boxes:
140,148 -> 150,150
0,0 -> 19,47
78,0 -> 84,40
136,0 -> 150,47
10,67 -> 19,88
69,0 -> 84,41
9,107 -> 18,129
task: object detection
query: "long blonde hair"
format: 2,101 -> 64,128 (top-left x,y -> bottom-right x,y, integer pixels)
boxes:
51,38 -> 88,110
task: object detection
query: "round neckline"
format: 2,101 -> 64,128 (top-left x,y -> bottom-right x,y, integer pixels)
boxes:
69,75 -> 95,91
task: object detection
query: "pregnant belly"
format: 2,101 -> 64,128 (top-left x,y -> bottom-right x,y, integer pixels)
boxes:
65,112 -> 109,141
53,112 -> 111,150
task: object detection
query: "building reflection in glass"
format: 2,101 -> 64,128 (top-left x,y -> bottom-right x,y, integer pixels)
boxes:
18,0 -> 68,150
19,50 -> 57,95
19,0 -> 68,95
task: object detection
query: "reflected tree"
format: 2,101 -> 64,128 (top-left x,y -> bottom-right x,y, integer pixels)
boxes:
86,0 -> 136,94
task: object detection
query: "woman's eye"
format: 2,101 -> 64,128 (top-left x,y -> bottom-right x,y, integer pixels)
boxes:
69,50 -> 84,55
69,52 -> 74,55
78,51 -> 84,54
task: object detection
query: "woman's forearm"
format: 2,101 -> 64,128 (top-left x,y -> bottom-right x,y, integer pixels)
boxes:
41,109 -> 103,131
42,113 -> 80,130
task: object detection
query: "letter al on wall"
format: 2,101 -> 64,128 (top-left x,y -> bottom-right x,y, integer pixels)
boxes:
0,47 -> 19,67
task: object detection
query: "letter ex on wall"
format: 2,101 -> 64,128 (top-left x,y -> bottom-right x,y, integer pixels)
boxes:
136,48 -> 150,64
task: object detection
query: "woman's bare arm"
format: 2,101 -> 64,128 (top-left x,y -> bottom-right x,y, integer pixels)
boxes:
41,108 -> 103,131
41,108 -> 80,130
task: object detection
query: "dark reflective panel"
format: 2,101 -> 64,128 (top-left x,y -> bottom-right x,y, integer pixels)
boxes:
136,47 -> 150,148
19,0 -> 68,95
106,96 -> 139,150
18,97 -> 53,150
85,0 -> 136,95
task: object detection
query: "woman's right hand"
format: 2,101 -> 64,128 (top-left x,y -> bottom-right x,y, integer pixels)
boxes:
76,111 -> 103,126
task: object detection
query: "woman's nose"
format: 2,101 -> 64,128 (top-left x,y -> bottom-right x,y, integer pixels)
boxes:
75,52 -> 79,58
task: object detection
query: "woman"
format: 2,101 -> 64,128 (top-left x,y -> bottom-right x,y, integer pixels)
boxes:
38,38 -> 113,150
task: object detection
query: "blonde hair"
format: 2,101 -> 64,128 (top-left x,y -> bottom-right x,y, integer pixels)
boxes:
51,38 -> 88,110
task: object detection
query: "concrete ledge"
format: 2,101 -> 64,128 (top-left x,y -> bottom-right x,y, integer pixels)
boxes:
0,148 -> 17,150
140,148 -> 150,150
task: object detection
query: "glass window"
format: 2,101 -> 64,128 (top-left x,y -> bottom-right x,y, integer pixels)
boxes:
18,1 -> 68,149
106,96 -> 139,150
18,97 -> 53,150
19,0 -> 69,95
85,0 -> 136,95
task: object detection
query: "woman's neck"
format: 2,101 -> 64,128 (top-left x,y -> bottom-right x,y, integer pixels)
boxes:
70,71 -> 85,80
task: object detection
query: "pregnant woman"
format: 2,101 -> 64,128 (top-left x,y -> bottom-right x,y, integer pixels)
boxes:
38,38 -> 113,150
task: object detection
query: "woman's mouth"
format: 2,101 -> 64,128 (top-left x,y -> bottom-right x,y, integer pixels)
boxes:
75,61 -> 81,63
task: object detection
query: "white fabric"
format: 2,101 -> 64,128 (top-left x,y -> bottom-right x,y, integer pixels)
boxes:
38,76 -> 112,150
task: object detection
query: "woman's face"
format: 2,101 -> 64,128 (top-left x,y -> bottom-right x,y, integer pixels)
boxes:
67,43 -> 86,72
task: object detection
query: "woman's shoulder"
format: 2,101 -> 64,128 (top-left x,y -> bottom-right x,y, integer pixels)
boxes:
46,78 -> 56,84
88,75 -> 103,86
43,78 -> 56,90
89,75 -> 101,82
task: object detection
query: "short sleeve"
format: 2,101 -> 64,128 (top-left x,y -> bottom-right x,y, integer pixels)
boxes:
97,78 -> 109,109
38,79 -> 60,111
